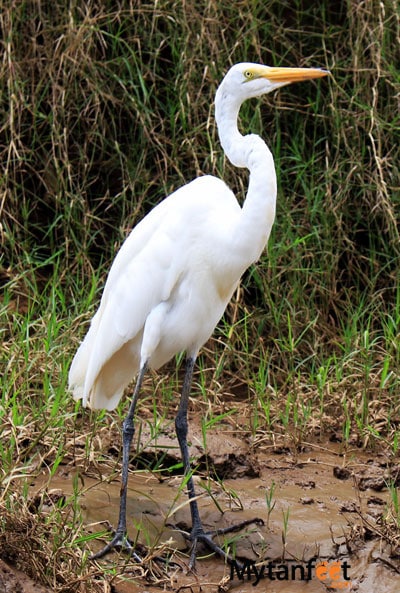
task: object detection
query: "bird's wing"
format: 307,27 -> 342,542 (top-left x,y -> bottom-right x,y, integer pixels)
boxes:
69,204 -> 184,409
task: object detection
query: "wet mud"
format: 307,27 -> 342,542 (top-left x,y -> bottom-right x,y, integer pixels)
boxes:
2,428 -> 400,592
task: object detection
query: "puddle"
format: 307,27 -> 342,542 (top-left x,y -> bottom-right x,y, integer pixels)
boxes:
26,440 -> 400,592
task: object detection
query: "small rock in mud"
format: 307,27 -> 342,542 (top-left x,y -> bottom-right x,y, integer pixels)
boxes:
199,452 -> 260,479
295,479 -> 316,489
367,496 -> 386,506
300,496 -> 314,505
357,476 -> 386,492
333,466 -> 351,480
339,501 -> 358,512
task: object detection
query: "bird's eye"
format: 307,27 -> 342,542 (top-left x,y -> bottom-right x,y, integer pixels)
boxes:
244,70 -> 254,81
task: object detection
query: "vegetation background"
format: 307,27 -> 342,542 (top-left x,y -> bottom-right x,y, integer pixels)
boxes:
1,0 -> 399,590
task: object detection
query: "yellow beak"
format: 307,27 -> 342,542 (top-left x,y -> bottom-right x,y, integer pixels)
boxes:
262,66 -> 330,83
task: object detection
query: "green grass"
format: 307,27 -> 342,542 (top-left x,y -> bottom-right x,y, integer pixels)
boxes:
1,0 -> 400,589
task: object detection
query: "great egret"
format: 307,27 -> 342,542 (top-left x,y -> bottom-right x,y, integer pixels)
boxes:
69,62 -> 328,568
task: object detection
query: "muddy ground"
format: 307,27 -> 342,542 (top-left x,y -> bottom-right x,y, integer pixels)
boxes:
1,422 -> 399,592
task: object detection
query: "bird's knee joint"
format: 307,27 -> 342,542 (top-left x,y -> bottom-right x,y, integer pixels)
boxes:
175,413 -> 188,436
123,420 -> 135,437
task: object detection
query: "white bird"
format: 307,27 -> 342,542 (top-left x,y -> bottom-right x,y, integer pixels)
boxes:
69,62 -> 328,568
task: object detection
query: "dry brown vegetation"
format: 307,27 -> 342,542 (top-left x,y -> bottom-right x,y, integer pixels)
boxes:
1,0 -> 399,590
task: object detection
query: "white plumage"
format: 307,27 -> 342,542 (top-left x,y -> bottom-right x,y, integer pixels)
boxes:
69,174 -> 252,410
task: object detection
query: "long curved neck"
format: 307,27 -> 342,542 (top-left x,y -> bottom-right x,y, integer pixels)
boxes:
215,88 -> 277,265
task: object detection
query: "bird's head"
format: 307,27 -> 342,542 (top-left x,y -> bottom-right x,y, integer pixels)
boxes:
215,61 -> 329,168
219,62 -> 329,102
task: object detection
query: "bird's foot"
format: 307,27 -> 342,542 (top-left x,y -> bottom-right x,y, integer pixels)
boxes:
90,525 -> 181,570
185,517 -> 265,570
90,527 -> 142,562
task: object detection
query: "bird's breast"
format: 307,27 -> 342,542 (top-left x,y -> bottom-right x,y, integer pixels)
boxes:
147,265 -> 236,370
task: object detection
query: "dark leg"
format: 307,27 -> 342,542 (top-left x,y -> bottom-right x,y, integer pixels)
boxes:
175,358 -> 263,570
91,362 -> 148,560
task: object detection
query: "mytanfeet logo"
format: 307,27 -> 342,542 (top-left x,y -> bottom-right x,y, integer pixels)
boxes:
230,557 -> 352,588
